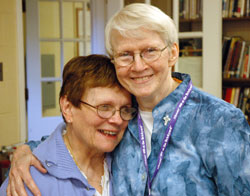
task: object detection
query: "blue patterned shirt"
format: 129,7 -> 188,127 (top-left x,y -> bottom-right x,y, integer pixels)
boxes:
111,72 -> 250,196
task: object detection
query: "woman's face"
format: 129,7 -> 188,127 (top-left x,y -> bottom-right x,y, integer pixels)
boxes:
68,86 -> 131,153
111,28 -> 178,103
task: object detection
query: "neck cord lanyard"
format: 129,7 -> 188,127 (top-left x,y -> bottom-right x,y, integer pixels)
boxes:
137,81 -> 193,196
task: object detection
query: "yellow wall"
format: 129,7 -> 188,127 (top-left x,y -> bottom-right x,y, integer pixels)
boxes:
0,0 -> 26,148
0,1 -> 91,146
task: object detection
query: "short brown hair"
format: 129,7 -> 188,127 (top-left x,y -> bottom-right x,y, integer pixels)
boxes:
60,54 -> 122,108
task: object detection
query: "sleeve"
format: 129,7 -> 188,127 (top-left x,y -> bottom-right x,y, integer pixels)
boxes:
203,107 -> 250,195
27,135 -> 49,151
0,177 -> 8,196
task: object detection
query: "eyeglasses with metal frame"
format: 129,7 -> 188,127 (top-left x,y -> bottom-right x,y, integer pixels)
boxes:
79,100 -> 137,121
112,46 -> 168,67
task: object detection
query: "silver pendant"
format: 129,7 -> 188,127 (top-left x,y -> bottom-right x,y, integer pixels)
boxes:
163,115 -> 170,126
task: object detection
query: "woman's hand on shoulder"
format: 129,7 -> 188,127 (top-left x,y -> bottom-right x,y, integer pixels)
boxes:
6,144 -> 47,196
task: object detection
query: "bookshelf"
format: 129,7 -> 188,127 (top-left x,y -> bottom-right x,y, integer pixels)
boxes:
173,0 -> 222,98
222,0 -> 250,120
223,78 -> 250,87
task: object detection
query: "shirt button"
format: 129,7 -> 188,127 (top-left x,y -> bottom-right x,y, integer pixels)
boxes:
45,160 -> 52,167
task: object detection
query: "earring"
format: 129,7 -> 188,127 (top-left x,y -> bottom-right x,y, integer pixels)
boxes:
67,119 -> 72,123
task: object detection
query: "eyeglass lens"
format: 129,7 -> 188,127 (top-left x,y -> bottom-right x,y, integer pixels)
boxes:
97,105 -> 137,120
114,46 -> 167,67
80,101 -> 137,121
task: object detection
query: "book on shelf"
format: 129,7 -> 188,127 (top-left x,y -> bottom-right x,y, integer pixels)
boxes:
223,87 -> 237,105
179,0 -> 189,19
232,0 -> 239,17
245,90 -> 250,119
239,0 -> 246,16
229,40 -> 242,77
189,0 -> 196,19
179,0 -> 185,18
223,37 -> 241,78
223,87 -> 250,119
222,37 -> 250,78
222,0 -> 250,18
241,88 -> 250,115
222,37 -> 232,71
237,87 -> 245,109
229,0 -> 235,17
233,87 -> 241,106
246,0 -> 250,16
179,0 -> 202,20
235,40 -> 246,77
230,87 -> 236,104
247,46 -> 250,78
224,88 -> 233,103
196,0 -> 202,18
222,0 -> 229,17
239,44 -> 249,77
242,46 -> 250,78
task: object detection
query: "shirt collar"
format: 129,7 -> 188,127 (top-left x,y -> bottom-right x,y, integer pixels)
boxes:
127,72 -> 191,142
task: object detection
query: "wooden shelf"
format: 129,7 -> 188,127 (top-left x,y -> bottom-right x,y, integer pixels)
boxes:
223,78 -> 250,87
223,16 -> 250,40
223,17 -> 250,22
179,18 -> 202,23
179,19 -> 202,32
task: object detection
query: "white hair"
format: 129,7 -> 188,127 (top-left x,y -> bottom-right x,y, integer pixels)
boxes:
105,3 -> 178,56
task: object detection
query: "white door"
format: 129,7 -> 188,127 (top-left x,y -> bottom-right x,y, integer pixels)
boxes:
26,0 -> 92,140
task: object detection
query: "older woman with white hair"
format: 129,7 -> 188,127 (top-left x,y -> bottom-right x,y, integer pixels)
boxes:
4,3 -> 250,196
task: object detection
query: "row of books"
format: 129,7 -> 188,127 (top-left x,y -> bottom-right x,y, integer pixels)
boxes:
222,0 -> 250,18
179,0 -> 202,20
180,0 -> 250,20
223,87 -> 250,119
222,37 -> 250,78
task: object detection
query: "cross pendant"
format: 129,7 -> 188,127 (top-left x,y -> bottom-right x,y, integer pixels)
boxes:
163,115 -> 170,126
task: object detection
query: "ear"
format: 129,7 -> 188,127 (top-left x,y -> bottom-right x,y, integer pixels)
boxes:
60,96 -> 73,123
168,43 -> 179,67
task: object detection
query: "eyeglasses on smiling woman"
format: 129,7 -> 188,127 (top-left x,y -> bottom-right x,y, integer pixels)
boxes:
112,46 -> 168,67
79,100 -> 137,121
